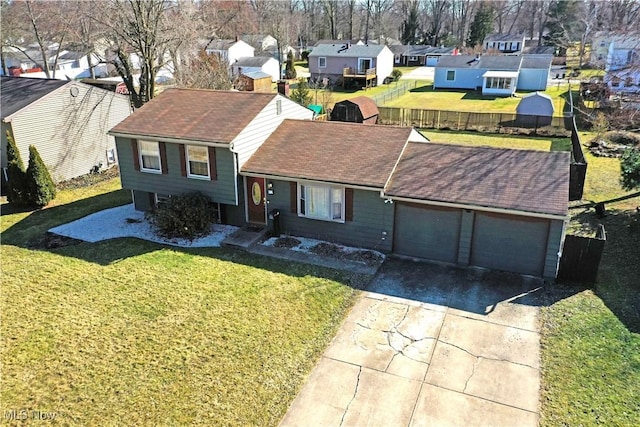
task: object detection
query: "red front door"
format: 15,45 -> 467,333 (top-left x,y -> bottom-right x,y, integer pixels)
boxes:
246,176 -> 266,224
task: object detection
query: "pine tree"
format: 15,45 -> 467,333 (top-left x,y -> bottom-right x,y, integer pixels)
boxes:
25,145 -> 56,207
401,2 -> 419,45
467,2 -> 494,48
5,130 -> 28,205
290,78 -> 312,106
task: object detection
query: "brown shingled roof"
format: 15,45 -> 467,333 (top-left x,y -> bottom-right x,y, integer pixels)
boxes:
340,96 -> 379,120
109,88 -> 277,143
385,143 -> 569,216
241,120 -> 413,188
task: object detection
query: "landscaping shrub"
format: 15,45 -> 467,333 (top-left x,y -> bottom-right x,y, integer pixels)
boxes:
5,130 -> 28,205
391,69 -> 402,82
284,51 -> 297,79
301,50 -> 310,63
620,147 -> 640,190
151,192 -> 215,240
25,145 -> 56,207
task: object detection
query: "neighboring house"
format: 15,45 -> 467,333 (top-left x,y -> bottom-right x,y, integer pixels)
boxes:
53,50 -> 108,80
1,76 -> 131,186
395,45 -> 458,66
232,56 -> 280,82
389,45 -> 412,66
604,39 -> 640,92
108,89 -> 313,224
205,39 -> 255,65
434,55 -> 551,95
516,92 -> 555,126
590,31 -> 640,68
241,34 -> 278,53
241,120 -> 569,278
330,96 -> 379,124
236,71 -> 273,93
483,34 -> 526,54
308,43 -> 394,87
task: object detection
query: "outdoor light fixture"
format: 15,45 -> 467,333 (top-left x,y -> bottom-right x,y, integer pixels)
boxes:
267,182 -> 274,195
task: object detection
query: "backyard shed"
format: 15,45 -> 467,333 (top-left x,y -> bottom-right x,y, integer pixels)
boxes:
236,71 -> 272,92
330,96 -> 379,124
516,92 -> 555,126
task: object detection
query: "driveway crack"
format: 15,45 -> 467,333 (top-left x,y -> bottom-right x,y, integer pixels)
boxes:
439,339 -> 539,370
339,366 -> 362,426
463,357 -> 482,393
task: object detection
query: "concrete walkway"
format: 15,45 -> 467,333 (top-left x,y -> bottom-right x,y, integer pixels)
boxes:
280,258 -> 543,427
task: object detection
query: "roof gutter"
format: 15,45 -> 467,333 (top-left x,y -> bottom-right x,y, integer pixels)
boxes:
108,131 -> 229,148
240,171 -> 383,192
379,193 -> 568,221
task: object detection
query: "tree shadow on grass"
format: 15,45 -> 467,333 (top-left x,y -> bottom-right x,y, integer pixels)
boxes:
2,190 -> 372,289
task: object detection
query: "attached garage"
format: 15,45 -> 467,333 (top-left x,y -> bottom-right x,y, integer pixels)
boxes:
394,203 -> 461,263
426,56 -> 439,66
383,143 -> 570,279
470,212 -> 550,276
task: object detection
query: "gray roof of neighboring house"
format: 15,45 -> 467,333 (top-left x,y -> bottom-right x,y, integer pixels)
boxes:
521,55 -> 553,69
241,71 -> 272,80
436,55 -> 480,68
388,45 -> 412,55
234,56 -> 274,67
309,43 -> 386,58
484,33 -> 525,42
523,45 -> 556,55
205,39 -> 247,51
407,45 -> 456,56
1,76 -> 68,119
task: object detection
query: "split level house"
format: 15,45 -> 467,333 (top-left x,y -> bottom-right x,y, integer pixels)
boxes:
483,34 -> 526,54
434,54 -> 552,96
110,89 -> 569,279
1,76 -> 131,188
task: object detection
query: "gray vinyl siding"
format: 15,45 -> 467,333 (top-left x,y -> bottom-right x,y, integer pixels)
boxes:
265,179 -> 394,252
116,137 -> 237,206
4,83 -> 131,182
543,220 -> 565,278
224,176 -> 247,226
233,95 -> 313,168
434,68 -> 483,90
517,68 -> 550,91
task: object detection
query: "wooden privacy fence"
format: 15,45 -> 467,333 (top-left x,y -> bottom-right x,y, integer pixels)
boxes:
568,115 -> 587,201
557,225 -> 606,283
377,107 -> 569,135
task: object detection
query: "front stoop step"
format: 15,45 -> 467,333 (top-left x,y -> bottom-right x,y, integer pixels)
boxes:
221,225 -> 270,249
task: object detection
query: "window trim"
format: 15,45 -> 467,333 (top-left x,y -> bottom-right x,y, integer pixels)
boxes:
318,57 -> 327,68
139,140 -> 162,174
186,145 -> 210,180
297,182 -> 345,223
446,70 -> 456,81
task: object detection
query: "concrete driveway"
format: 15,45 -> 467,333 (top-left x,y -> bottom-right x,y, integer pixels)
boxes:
280,258 -> 544,427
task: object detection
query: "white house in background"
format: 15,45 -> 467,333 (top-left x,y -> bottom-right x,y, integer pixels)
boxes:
483,34 -> 526,54
205,39 -> 255,65
241,34 -> 278,53
604,39 -> 640,93
232,56 -> 280,82
1,77 -> 131,185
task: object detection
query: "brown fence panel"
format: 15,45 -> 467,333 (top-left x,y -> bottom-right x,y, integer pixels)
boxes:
557,225 -> 606,283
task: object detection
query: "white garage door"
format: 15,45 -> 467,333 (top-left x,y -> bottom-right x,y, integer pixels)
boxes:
394,203 -> 462,263
426,56 -> 439,66
470,212 -> 549,276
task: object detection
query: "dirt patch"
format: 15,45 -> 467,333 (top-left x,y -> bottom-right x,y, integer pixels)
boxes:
57,166 -> 120,190
273,236 -> 301,249
310,242 -> 383,266
36,232 -> 84,249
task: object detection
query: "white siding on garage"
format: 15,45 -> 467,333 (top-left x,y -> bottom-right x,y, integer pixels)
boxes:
8,83 -> 131,182
470,212 -> 549,276
233,95 -> 313,168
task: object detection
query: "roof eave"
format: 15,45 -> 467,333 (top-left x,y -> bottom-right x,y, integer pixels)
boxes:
108,131 -> 230,148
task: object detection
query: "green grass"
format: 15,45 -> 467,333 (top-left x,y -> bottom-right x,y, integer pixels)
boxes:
539,127 -> 640,425
420,129 -> 570,152
381,83 -> 570,114
1,178 -> 362,426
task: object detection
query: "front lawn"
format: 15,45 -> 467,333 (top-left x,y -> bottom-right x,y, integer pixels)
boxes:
1,178 -> 361,426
